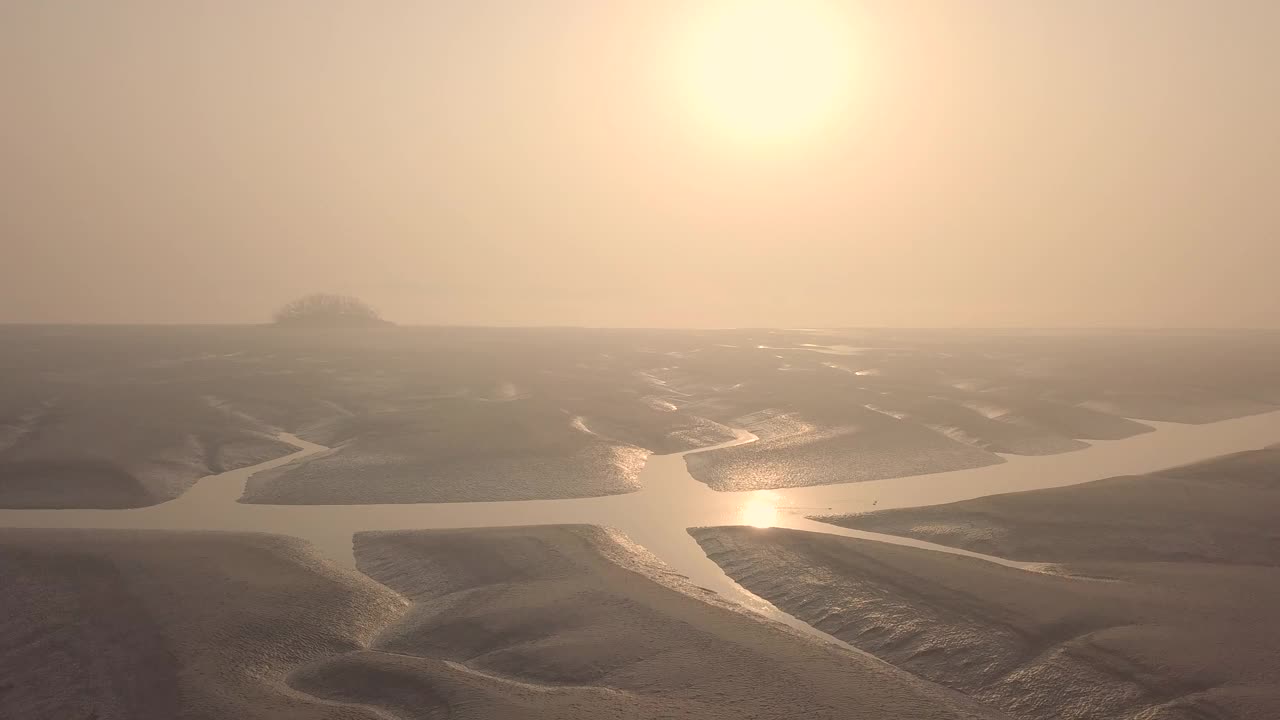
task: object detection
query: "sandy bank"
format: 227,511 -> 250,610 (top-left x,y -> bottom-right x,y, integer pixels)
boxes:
0,390 -> 295,509
7,326 -> 1276,506
693,526 -> 1280,720
345,524 -> 1005,719
685,415 -> 1006,491
1,525 -> 1004,719
0,528 -> 406,720
817,444 -> 1280,565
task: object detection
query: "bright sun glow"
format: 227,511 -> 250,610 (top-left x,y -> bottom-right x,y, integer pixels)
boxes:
679,0 -> 853,143
739,492 -> 780,528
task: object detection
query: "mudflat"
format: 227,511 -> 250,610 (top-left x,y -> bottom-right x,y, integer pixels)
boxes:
0,528 -> 406,720
6,326 -> 1278,508
342,524 -> 1005,719
696,525 -> 1280,719
693,442 -> 1280,719
818,444 -> 1280,565
0,525 -> 1007,720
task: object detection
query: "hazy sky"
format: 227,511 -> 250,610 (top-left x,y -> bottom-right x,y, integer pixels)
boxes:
3,1 -> 1278,327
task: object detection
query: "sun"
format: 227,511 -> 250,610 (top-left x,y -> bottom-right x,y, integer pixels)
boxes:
677,0 -> 854,144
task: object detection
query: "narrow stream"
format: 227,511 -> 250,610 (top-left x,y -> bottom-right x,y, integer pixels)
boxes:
2,409 -> 1279,649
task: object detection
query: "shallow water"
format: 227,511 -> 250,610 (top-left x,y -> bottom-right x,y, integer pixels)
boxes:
2,410 -> 1280,647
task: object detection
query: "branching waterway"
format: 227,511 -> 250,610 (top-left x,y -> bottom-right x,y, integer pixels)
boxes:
3,410 -> 1280,649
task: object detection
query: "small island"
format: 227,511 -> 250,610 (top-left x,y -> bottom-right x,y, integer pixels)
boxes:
271,293 -> 393,328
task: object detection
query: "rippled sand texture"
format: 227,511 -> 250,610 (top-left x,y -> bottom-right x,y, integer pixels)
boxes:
0,529 -> 406,720
333,524 -> 1002,719
241,400 -> 655,504
3,326 -> 1279,507
0,526 -> 1005,720
683,410 -> 1007,491
694,445 -> 1280,719
0,389 -> 294,508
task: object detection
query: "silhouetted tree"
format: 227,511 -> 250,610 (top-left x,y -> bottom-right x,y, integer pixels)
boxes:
272,293 -> 392,327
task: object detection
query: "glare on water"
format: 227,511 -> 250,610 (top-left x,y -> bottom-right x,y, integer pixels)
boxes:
738,492 -> 780,528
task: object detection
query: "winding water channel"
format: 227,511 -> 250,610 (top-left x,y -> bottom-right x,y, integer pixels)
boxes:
2,410 -> 1279,648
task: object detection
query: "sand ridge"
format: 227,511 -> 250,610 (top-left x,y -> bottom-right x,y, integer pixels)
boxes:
818,444 -> 1280,565
0,525 -> 1008,720
0,528 -> 407,720
7,326 -> 1277,508
334,524 -> 1008,719
694,443 -> 1280,719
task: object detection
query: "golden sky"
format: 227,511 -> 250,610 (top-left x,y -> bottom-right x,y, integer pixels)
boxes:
3,1 -> 1278,326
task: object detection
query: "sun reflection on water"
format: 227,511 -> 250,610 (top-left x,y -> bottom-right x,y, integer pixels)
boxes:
739,492 -> 780,528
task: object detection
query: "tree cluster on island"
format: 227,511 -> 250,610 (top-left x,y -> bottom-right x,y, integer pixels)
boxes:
272,293 -> 393,328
